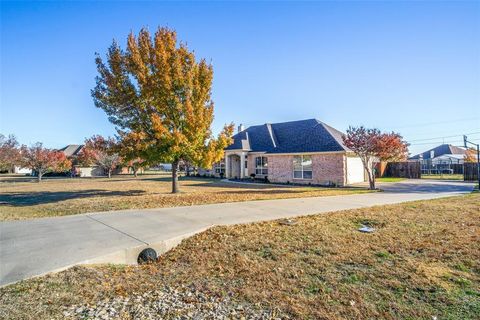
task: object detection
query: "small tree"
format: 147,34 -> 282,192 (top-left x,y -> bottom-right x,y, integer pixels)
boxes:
0,134 -> 21,172
21,143 -> 72,181
79,135 -> 121,178
343,126 -> 409,189
92,27 -> 234,193
116,131 -> 147,177
464,148 -> 477,163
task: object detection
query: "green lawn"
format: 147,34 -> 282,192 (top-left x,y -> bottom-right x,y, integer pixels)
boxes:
422,174 -> 464,181
376,177 -> 406,182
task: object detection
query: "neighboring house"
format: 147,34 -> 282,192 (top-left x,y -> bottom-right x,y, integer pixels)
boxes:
224,119 -> 366,186
58,144 -> 84,158
409,144 -> 467,161
58,144 -> 114,177
13,166 -> 32,174
409,144 -> 469,174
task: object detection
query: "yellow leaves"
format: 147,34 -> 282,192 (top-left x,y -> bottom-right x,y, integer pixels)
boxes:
151,114 -> 170,139
95,26 -> 233,173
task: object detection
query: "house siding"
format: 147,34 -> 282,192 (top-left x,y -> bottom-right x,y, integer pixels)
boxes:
250,153 -> 346,186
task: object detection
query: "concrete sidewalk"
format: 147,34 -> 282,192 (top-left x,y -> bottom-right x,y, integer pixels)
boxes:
0,180 -> 474,286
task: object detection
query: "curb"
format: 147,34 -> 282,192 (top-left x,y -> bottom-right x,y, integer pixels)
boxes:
0,225 -> 213,288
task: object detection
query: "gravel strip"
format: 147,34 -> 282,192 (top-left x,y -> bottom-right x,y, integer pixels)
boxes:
64,285 -> 287,319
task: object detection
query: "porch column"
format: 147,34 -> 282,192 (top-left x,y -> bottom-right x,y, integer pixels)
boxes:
240,152 -> 245,178
225,153 -> 230,178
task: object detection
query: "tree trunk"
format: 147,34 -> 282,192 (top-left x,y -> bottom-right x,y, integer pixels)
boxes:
171,161 -> 179,193
133,167 -> 138,178
360,157 -> 376,190
108,169 -> 112,178
369,176 -> 375,190
367,169 -> 375,190
38,171 -> 43,182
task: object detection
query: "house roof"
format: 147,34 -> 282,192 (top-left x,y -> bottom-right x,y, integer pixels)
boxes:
433,154 -> 465,161
225,119 -> 349,154
58,144 -> 83,157
409,144 -> 466,160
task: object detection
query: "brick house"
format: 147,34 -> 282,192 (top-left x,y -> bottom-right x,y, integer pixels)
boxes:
224,119 -> 366,186
58,144 -> 129,177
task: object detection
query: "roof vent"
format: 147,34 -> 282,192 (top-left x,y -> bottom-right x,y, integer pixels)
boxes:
238,124 -> 245,133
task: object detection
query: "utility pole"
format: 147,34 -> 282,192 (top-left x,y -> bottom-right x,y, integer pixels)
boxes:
464,135 -> 480,189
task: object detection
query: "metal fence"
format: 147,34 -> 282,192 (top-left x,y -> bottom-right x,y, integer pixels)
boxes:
420,159 -> 464,175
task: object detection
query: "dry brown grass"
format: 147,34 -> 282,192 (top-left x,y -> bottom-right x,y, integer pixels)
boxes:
0,174 -> 370,221
1,194 -> 478,319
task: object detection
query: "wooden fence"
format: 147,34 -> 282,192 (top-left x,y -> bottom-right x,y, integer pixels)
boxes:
464,163 -> 479,181
383,162 -> 421,179
451,163 -> 464,174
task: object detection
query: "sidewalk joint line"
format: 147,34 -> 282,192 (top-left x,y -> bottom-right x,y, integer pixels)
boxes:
85,215 -> 149,246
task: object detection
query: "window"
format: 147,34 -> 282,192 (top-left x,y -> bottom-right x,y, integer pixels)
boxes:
293,155 -> 312,179
255,156 -> 268,175
214,162 -> 225,174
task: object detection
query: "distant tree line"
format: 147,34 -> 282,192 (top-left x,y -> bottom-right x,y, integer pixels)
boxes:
0,134 -> 71,181
0,133 -> 146,181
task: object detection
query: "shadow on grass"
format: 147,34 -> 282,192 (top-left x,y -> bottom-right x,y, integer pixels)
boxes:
0,189 -> 145,206
188,179 -> 369,191
211,188 -> 367,196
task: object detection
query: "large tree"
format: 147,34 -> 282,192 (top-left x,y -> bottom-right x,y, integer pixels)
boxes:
343,126 -> 409,189
21,143 -> 71,181
0,134 -> 21,172
92,27 -> 233,193
78,135 -> 121,178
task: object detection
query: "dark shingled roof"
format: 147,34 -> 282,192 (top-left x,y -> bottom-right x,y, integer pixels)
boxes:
410,144 -> 466,160
225,119 -> 348,153
58,144 -> 84,157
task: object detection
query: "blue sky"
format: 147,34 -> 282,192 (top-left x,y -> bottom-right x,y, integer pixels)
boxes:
1,1 -> 479,155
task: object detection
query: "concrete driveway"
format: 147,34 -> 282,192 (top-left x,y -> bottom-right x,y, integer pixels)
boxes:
0,179 -> 474,287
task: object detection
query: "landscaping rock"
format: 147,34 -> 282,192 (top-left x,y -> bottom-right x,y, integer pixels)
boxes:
66,285 -> 287,319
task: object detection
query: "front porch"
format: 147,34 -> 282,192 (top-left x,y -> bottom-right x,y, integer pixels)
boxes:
225,151 -> 248,179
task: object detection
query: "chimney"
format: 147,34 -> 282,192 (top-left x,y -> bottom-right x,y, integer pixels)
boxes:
238,124 -> 245,133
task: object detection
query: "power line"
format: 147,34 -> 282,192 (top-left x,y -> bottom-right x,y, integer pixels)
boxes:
410,141 -> 462,146
390,117 -> 480,130
409,131 -> 480,142
409,138 -> 480,146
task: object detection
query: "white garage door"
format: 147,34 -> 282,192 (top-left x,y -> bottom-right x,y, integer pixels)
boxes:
346,157 -> 365,184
